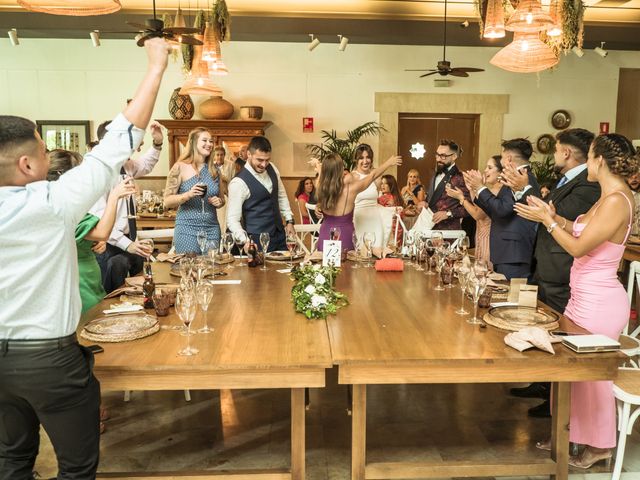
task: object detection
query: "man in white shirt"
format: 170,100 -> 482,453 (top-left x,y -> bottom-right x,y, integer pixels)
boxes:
90,121 -> 163,293
0,38 -> 169,480
227,136 -> 295,251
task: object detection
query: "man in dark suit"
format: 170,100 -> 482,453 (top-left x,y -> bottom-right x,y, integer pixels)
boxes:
465,138 -> 540,280
507,128 -> 600,416
423,139 -> 470,230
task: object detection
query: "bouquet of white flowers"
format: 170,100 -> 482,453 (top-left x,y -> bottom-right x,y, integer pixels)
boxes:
290,264 -> 348,319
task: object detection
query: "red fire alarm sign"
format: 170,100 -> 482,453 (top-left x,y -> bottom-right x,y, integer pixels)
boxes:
303,117 -> 314,133
599,122 -> 610,134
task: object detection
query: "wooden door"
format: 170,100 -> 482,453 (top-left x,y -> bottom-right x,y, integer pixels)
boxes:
616,69 -> 640,140
397,113 -> 479,191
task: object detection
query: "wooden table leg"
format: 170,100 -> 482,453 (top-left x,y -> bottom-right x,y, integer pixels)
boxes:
291,388 -> 305,480
550,382 -> 570,480
352,384 -> 366,480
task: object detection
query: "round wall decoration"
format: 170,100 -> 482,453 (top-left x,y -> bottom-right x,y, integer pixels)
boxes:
536,134 -> 556,154
551,110 -> 571,130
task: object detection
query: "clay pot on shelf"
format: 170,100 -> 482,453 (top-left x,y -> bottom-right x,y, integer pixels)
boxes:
240,106 -> 263,120
199,97 -> 234,120
168,88 -> 195,120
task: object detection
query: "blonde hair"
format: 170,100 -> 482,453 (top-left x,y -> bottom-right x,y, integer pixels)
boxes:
47,149 -> 82,181
407,168 -> 421,185
318,154 -> 345,212
178,127 -> 227,195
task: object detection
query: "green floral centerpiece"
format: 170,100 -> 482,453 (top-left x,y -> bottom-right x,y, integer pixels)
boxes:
291,264 -> 348,320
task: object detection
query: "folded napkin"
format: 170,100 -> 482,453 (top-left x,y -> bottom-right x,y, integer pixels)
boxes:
210,279 -> 242,285
371,246 -> 394,259
104,286 -> 142,299
374,258 -> 404,272
504,327 -> 562,354
103,304 -> 144,315
156,252 -> 184,264
488,272 -> 507,281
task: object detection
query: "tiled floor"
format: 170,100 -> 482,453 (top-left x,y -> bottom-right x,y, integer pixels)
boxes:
34,367 -> 640,479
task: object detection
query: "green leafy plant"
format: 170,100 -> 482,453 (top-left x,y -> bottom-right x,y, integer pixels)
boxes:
530,154 -> 559,187
307,122 -> 386,171
211,0 -> 231,41
291,264 -> 348,320
181,9 -> 206,73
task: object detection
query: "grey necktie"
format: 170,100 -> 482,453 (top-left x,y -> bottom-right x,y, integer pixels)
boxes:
557,176 -> 568,188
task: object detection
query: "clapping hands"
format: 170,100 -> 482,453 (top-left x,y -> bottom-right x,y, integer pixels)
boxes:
513,196 -> 556,224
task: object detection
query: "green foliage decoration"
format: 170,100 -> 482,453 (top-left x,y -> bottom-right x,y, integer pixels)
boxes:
290,264 -> 348,320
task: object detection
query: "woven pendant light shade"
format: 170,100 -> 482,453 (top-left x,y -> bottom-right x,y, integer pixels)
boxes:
174,7 -> 186,28
505,0 -> 553,33
490,33 -> 559,73
180,36 -> 222,96
201,22 -> 218,62
547,0 -> 563,37
17,0 -> 121,15
208,41 -> 228,76
483,0 -> 506,39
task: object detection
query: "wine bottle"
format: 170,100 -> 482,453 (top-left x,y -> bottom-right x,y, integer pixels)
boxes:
247,240 -> 258,267
142,263 -> 155,309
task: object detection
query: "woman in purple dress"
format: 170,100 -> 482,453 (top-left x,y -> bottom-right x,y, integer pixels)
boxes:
313,153 -> 402,251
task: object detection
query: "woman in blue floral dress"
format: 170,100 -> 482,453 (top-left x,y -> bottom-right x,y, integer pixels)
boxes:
163,128 -> 227,253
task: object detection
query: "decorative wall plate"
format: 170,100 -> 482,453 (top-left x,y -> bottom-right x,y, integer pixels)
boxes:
551,110 -> 571,129
536,134 -> 556,154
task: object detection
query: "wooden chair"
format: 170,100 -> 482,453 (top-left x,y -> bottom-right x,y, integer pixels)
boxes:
613,367 -> 640,479
294,224 -> 321,254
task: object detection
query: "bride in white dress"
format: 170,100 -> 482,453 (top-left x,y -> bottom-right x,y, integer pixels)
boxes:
352,144 -> 387,248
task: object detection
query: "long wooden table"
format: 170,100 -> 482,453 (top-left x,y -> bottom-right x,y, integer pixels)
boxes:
81,263 -> 332,480
326,265 -> 622,480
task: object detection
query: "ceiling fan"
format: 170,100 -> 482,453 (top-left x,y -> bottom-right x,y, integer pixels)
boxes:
406,0 -> 484,78
122,0 -> 202,47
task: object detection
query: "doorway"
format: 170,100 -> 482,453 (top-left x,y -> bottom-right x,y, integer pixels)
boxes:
397,113 -> 479,189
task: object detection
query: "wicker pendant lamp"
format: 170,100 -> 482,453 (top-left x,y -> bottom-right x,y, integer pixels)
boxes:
208,40 -> 228,75
547,0 -> 563,37
201,22 -> 218,62
174,7 -> 186,28
180,36 -> 222,96
490,32 -> 559,73
505,0 -> 553,33
483,0 -> 506,39
17,0 -> 121,15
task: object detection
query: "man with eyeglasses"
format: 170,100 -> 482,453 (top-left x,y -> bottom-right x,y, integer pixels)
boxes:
423,139 -> 470,230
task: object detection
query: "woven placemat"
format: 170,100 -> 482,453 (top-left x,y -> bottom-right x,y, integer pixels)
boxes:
80,314 -> 160,343
484,306 -> 559,332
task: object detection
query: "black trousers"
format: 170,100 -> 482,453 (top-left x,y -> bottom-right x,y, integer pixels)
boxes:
535,278 -> 570,314
0,342 -> 101,480
95,243 -> 144,293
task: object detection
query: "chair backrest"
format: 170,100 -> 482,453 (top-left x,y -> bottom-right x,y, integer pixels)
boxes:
306,203 -> 320,225
294,224 -> 321,254
137,228 -> 175,239
626,261 -> 640,336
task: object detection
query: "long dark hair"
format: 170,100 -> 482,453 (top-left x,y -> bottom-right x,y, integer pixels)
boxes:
381,174 -> 404,208
318,154 -> 345,211
295,177 -> 316,202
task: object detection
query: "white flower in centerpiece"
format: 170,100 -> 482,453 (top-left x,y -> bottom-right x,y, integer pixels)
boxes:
304,284 -> 316,295
313,264 -> 321,271
311,294 -> 327,307
315,273 -> 326,285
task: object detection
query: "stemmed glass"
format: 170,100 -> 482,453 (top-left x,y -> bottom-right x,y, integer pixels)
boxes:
474,259 -> 489,279
224,232 -> 235,269
286,232 -> 298,269
121,174 -> 137,219
431,231 -> 444,250
196,230 -> 207,255
404,231 -> 415,266
233,230 -> 249,266
363,232 -> 376,268
259,232 -> 270,270
176,290 -> 198,355
330,227 -> 341,241
424,239 -> 436,276
206,239 -> 220,276
196,281 -> 214,333
434,246 -> 448,291
137,238 -> 154,263
458,235 -> 471,255
198,180 -> 208,215
467,273 -> 487,325
351,232 -> 361,269
454,261 -> 471,315
414,234 -> 426,271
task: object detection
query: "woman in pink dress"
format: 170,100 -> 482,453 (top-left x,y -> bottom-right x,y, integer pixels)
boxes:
515,133 -> 638,469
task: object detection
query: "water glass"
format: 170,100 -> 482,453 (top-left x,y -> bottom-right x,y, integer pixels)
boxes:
259,232 -> 270,270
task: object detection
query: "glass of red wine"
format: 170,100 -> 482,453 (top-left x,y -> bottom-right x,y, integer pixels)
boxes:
198,182 -> 208,214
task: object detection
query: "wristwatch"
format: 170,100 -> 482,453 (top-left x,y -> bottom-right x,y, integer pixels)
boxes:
547,222 -> 559,233
446,211 -> 453,218
286,219 -> 295,226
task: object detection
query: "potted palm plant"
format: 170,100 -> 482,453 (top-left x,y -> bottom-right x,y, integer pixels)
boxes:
307,122 -> 386,171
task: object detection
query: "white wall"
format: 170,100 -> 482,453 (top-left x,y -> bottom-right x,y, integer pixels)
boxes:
1,38 -> 639,176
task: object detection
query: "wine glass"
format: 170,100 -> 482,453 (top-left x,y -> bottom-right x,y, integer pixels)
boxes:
474,259 -> 489,279
329,226 -> 341,241
434,247 -> 447,291
194,257 -> 209,283
454,261 -> 471,315
259,232 -> 270,270
137,238 -> 154,262
196,281 -> 214,333
351,232 -> 361,269
458,235 -> 471,255
424,239 -> 436,276
206,239 -> 220,276
431,231 -> 444,250
233,230 -> 249,266
414,234 -> 426,271
196,230 -> 208,255
198,182 -> 208,215
362,232 -> 376,268
121,174 -> 137,219
467,273 -> 487,325
175,287 -> 195,335
404,231 -> 415,267
176,292 -> 198,355
286,232 -> 298,269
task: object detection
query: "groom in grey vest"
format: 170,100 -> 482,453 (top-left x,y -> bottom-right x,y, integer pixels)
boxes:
227,136 -> 295,251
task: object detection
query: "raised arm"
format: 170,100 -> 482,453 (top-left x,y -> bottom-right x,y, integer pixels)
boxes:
84,178 -> 136,241
50,38 -> 170,226
351,155 -> 402,194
